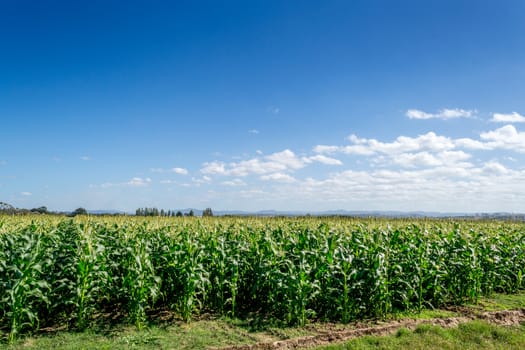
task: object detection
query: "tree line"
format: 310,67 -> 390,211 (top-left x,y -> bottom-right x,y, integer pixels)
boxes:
135,207 -> 214,217
0,203 -> 93,217
1,201 -> 215,217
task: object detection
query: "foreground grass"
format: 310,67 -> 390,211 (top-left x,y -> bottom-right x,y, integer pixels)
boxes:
7,321 -> 252,350
4,318 -> 314,350
473,291 -> 525,311
316,321 -> 525,350
5,319 -> 525,350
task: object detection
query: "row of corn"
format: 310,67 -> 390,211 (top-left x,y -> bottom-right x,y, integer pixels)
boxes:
0,216 -> 524,342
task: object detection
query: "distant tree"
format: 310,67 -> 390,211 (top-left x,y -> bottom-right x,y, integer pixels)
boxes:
31,206 -> 48,214
176,211 -> 183,217
188,209 -> 194,217
136,207 -> 181,217
0,202 -> 16,214
142,207 -> 155,216
70,207 -> 88,216
202,208 -> 213,217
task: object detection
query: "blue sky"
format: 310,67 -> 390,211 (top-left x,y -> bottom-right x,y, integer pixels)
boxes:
2,0 -> 525,213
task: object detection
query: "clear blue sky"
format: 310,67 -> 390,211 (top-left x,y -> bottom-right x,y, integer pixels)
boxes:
2,0 -> 525,213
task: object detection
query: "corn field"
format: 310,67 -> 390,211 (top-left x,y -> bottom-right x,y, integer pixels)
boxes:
0,215 -> 524,342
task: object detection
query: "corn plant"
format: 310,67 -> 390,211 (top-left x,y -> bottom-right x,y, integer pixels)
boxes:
173,229 -> 210,322
0,225 -> 51,343
73,224 -> 108,329
207,227 -> 245,317
121,225 -> 161,329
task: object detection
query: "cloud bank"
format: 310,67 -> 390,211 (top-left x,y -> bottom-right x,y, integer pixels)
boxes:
406,108 -> 475,120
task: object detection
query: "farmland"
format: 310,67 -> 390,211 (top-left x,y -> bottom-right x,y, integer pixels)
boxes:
0,215 -> 524,344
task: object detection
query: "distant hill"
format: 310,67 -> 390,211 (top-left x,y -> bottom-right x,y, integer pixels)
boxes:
87,209 -> 128,215
172,208 -> 525,220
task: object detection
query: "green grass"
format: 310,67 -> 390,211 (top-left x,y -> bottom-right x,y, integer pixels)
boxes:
390,291 -> 525,320
315,321 -> 525,350
5,318 -> 525,350
474,291 -> 525,311
6,321 -> 254,350
3,319 -> 317,350
392,308 -> 459,320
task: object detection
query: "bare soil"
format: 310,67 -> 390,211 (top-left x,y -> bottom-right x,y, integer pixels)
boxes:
211,309 -> 525,350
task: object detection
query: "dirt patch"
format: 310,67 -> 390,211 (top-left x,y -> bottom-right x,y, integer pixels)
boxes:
478,309 -> 525,326
211,309 -> 525,350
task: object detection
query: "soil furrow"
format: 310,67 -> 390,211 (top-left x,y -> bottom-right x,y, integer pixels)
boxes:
212,309 -> 525,350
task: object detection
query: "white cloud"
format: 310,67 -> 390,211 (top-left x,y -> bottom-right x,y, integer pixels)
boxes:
389,152 -> 442,168
201,161 -> 227,175
184,120 -> 525,212
454,138 -> 490,150
126,177 -> 151,187
406,109 -> 433,119
21,191 -> 32,196
201,149 -> 307,177
168,119 -> 525,212
80,156 -> 91,161
192,176 -> 212,185
313,145 -> 343,154
150,167 -> 188,174
171,167 -> 188,175
482,161 -> 508,175
260,173 -> 296,183
228,159 -> 281,176
341,144 -> 381,156
384,150 -> 472,168
266,150 -> 304,169
480,124 -> 518,141
271,163 -> 525,212
316,132 -> 455,157
221,179 -> 246,186
315,125 -> 525,160
406,108 -> 475,120
314,144 -> 375,156
248,129 -> 260,134
94,177 -> 152,188
479,124 -> 525,153
367,132 -> 455,154
491,112 -> 525,123
306,155 -> 343,165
